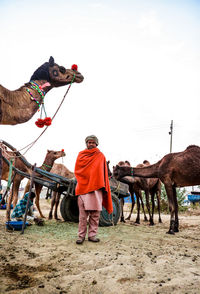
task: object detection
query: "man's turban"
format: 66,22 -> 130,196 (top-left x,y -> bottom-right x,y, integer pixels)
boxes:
85,135 -> 99,146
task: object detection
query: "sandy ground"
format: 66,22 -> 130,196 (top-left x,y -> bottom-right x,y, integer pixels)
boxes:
0,199 -> 200,294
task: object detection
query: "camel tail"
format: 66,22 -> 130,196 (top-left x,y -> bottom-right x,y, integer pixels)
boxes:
133,161 -> 160,178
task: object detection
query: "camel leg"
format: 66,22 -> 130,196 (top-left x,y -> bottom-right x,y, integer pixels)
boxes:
126,192 -> 135,220
54,192 -> 61,220
12,177 -> 21,208
135,191 -> 141,224
145,190 -> 154,225
151,192 -> 155,223
164,183 -> 176,234
6,189 -> 14,222
35,184 -> 45,218
49,191 -> 56,219
6,173 -> 18,221
23,180 -> 30,195
140,196 -> 148,221
156,190 -> 162,223
120,198 -> 126,223
173,187 -> 179,232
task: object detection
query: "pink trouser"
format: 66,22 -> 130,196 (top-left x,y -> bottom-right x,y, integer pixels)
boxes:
78,197 -> 101,238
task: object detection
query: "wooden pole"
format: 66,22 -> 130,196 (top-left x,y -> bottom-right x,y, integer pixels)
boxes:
169,120 -> 173,153
21,163 -> 36,234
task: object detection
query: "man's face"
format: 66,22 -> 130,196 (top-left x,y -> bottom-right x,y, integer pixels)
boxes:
86,140 -> 97,149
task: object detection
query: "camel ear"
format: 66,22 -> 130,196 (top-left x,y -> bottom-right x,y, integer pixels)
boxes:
47,149 -> 50,153
49,56 -> 54,67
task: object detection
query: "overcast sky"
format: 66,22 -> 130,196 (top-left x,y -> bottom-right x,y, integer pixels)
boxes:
0,0 -> 200,174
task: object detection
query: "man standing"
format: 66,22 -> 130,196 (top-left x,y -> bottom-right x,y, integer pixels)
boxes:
74,135 -> 113,245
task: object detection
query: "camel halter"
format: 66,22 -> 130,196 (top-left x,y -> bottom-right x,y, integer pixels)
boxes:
26,81 -> 47,109
130,167 -> 134,176
41,163 -> 52,170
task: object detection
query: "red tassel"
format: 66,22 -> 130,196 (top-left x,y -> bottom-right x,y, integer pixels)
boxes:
71,64 -> 78,71
44,117 -> 52,126
35,118 -> 45,128
61,149 -> 64,152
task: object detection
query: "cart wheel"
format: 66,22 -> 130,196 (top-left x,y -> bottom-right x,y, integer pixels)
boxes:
60,196 -> 79,222
99,193 -> 120,227
60,196 -> 70,221
60,193 -> 120,226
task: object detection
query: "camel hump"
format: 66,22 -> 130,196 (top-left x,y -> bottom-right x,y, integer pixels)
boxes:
136,163 -> 144,168
118,161 -> 125,166
186,145 -> 200,150
143,160 -> 150,165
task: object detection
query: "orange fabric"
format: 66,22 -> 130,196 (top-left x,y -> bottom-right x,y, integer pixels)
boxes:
74,148 -> 113,214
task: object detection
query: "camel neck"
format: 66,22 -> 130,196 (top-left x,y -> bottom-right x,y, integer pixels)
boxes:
26,81 -> 45,109
30,81 -> 46,98
41,163 -> 52,171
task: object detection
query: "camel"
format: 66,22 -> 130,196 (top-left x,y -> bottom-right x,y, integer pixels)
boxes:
113,160 -> 161,225
113,145 -> 200,234
120,160 -> 162,225
0,56 -> 84,125
48,163 -> 75,220
0,144 -> 30,213
22,150 -> 66,219
107,160 -> 148,223
0,145 -> 65,221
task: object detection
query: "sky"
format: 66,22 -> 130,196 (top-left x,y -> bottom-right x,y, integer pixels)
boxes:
0,0 -> 200,178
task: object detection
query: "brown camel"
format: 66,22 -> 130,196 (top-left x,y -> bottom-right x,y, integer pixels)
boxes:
0,145 -> 65,221
107,160 -> 148,223
120,160 -> 162,225
113,160 -> 161,225
113,145 -> 200,234
0,144 -> 30,211
48,163 -> 75,220
23,150 -> 65,219
0,56 -> 84,125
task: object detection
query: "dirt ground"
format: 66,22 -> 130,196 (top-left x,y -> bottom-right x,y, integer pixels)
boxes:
0,199 -> 200,294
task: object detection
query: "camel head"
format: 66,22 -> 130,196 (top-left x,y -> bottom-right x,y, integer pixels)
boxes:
113,165 -> 131,181
30,56 -> 84,87
45,149 -> 66,162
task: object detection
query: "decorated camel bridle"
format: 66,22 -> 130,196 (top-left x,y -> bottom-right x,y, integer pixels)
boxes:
26,64 -> 77,128
130,167 -> 134,176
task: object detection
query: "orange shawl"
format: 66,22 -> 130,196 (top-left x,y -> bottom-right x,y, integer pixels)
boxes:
74,148 -> 113,214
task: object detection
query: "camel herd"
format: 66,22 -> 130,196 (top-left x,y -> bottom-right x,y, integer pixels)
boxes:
0,56 -> 200,235
0,143 -> 200,235
113,145 -> 200,234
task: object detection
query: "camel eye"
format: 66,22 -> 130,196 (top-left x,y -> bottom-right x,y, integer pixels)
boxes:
53,70 -> 58,77
59,66 -> 66,74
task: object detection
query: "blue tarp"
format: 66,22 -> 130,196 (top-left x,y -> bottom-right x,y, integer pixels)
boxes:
188,194 -> 200,203
124,193 -> 136,203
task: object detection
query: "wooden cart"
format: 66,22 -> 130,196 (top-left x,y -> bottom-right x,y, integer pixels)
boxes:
0,140 -> 130,226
